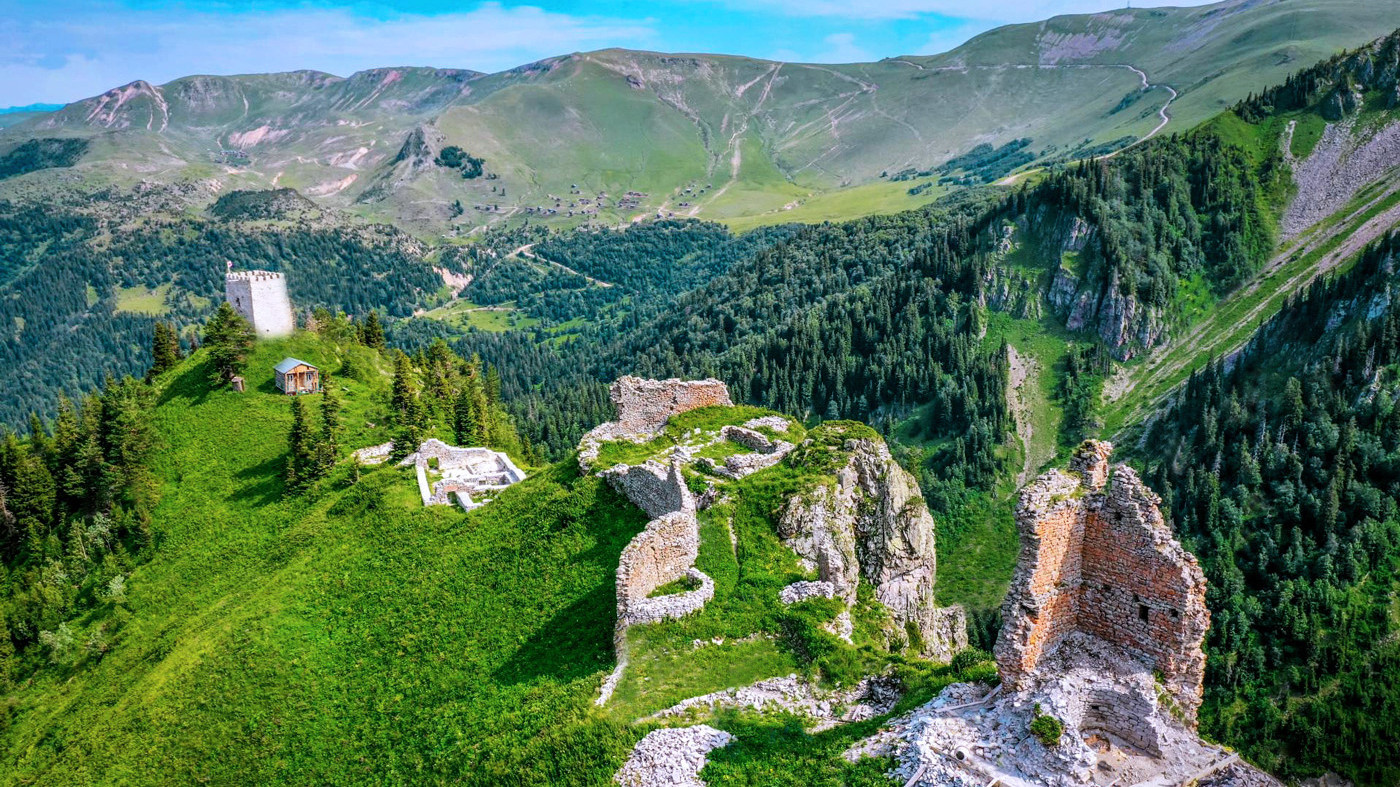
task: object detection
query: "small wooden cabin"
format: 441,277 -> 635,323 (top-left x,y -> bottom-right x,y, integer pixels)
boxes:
274,357 -> 320,395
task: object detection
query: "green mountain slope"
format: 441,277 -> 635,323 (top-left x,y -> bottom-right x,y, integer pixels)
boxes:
1,0 -> 1394,232
0,335 -> 647,784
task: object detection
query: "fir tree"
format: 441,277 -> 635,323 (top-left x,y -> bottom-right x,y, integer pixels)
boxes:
286,397 -> 316,492
203,303 -> 254,385
360,310 -> 386,350
316,376 -> 341,475
146,322 -> 183,380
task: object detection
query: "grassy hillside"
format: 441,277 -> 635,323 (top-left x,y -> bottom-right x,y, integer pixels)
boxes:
0,335 -> 652,784
0,333 -> 1002,785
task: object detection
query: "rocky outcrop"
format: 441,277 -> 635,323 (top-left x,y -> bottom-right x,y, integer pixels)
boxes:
648,674 -> 901,733
861,633 -> 1281,787
777,434 -> 967,661
614,725 -> 734,787
996,440 -> 1209,721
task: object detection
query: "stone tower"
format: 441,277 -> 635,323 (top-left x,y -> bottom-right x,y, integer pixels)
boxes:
996,440 -> 1210,722
225,270 -> 294,338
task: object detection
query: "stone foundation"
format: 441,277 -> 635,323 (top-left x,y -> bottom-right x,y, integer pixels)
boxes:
396,438 -> 526,509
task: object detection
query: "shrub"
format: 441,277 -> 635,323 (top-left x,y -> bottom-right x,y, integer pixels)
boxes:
1030,703 -> 1064,747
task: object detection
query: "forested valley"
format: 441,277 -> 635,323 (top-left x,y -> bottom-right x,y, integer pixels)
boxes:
3,26 -> 1400,783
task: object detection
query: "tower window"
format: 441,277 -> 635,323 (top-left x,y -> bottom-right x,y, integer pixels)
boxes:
1138,604 -> 1149,622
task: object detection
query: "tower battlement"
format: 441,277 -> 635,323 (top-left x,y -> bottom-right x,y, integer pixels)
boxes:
226,270 -> 285,282
225,269 -> 295,337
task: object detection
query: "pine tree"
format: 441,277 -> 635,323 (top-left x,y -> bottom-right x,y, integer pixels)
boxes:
146,322 -> 183,380
390,353 -> 427,457
203,303 -> 254,385
286,397 -> 316,492
361,310 -> 386,350
316,376 -> 341,475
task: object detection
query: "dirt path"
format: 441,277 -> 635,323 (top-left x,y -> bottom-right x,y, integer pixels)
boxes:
1006,345 -> 1041,490
513,243 -> 615,288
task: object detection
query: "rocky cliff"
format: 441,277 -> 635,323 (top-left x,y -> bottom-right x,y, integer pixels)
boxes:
777,429 -> 967,662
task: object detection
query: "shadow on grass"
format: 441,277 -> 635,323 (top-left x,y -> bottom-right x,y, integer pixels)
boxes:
231,454 -> 286,507
492,580 -> 618,686
156,359 -> 217,407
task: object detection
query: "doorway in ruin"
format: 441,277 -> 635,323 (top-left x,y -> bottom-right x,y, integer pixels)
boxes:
1076,688 -> 1163,758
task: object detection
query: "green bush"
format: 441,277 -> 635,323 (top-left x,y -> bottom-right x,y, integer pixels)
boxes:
1030,703 -> 1064,747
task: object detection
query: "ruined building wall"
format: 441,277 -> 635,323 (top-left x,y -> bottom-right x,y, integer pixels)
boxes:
996,441 -> 1209,722
610,376 -> 733,434
608,458 -> 706,625
225,270 -> 295,338
603,460 -> 694,520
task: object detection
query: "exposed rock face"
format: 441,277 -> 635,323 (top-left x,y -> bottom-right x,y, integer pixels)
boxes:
777,435 -> 967,661
614,725 -> 734,787
996,440 -> 1209,722
779,580 -> 837,605
610,376 -> 733,434
649,674 -> 902,733
864,633 -> 1281,787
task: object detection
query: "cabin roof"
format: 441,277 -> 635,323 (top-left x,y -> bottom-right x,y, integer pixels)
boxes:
274,357 -> 316,374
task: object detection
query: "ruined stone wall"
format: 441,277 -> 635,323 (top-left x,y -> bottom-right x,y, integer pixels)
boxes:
616,511 -> 701,622
603,459 -> 695,520
1078,466 -> 1209,718
996,441 -> 1209,722
610,376 -> 733,433
996,470 -> 1087,689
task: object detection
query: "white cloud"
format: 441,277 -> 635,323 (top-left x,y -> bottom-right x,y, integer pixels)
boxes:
0,3 -> 657,106
704,0 -> 1217,22
817,33 -> 872,63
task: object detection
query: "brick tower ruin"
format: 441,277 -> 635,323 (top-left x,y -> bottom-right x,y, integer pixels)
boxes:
225,270 -> 295,338
996,440 -> 1209,722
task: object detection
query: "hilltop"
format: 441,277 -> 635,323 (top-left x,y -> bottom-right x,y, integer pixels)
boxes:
0,0 -> 1395,232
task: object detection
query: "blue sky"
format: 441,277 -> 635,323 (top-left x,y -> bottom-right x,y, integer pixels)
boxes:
0,0 -> 1215,107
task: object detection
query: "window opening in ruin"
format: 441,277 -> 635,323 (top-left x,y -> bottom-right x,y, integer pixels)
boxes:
1138,604 -> 1150,622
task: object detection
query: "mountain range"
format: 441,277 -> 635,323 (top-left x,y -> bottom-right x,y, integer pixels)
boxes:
2,0 -> 1396,231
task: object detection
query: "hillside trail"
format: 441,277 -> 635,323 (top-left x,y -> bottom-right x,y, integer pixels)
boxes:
993,62 -> 1175,185
512,243 -> 615,288
1006,345 -> 1043,490
1107,171 -> 1400,433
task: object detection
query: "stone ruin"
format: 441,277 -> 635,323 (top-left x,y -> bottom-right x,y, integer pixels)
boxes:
610,376 -> 733,433
349,439 -> 527,510
579,376 -> 733,471
590,376 -> 968,714
996,440 -> 1209,721
605,458 -> 714,628
597,455 -> 713,705
849,442 -> 1276,787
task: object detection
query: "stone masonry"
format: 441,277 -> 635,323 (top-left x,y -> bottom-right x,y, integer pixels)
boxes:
610,376 -> 732,433
225,270 -> 295,338
996,440 -> 1209,722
